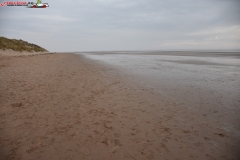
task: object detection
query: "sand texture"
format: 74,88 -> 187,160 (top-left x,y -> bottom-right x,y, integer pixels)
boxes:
0,53 -> 239,160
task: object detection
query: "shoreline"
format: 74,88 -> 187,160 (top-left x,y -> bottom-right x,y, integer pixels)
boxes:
0,53 -> 239,160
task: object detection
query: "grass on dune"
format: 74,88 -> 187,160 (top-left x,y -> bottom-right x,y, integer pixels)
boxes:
0,37 -> 48,52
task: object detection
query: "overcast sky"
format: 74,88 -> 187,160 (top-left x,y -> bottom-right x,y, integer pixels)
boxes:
0,0 -> 240,52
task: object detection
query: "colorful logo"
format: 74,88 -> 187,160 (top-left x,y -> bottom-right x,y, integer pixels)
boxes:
0,0 -> 49,8
27,0 -> 49,8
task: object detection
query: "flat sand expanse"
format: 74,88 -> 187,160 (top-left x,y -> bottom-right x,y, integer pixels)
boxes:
0,53 -> 239,160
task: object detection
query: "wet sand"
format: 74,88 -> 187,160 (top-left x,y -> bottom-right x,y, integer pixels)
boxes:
0,53 -> 239,160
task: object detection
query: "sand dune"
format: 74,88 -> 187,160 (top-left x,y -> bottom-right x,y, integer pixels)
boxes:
0,49 -> 50,57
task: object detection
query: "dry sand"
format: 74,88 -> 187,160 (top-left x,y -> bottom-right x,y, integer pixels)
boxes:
0,53 -> 239,160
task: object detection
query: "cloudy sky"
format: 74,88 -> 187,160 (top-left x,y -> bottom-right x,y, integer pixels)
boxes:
0,0 -> 240,52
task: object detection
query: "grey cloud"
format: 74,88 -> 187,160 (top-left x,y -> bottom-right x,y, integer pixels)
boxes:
0,0 -> 240,51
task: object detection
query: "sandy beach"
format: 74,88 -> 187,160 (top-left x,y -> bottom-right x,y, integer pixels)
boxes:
0,52 -> 239,160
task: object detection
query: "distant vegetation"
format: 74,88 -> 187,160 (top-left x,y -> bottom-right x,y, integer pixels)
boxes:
0,37 -> 48,52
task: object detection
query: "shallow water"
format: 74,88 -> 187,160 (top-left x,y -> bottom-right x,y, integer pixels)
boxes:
80,51 -> 240,133
80,52 -> 240,96
79,51 -> 240,102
